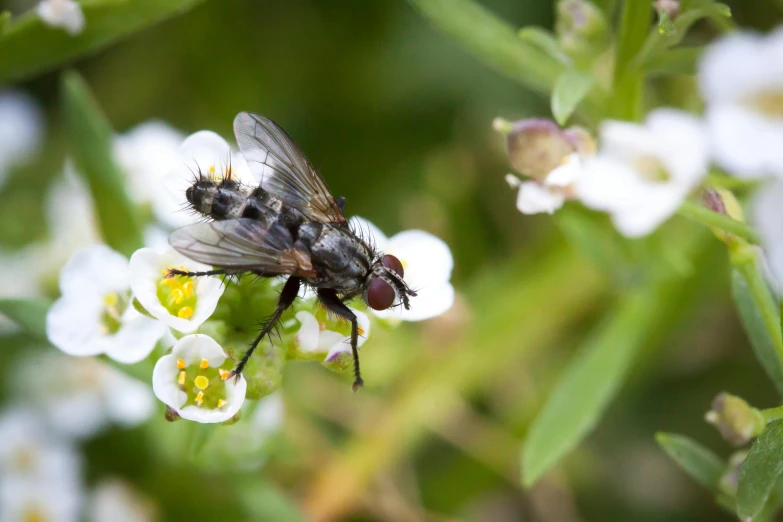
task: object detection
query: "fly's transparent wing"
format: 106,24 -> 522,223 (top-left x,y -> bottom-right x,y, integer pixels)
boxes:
233,112 -> 347,225
169,218 -> 314,275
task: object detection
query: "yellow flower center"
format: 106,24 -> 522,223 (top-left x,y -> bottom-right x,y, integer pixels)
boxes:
633,155 -> 669,182
101,291 -> 128,335
23,507 -> 46,522
158,266 -> 197,320
747,89 -> 783,118
176,358 -> 229,410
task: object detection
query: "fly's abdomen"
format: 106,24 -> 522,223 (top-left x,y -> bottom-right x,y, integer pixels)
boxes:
186,178 -> 280,222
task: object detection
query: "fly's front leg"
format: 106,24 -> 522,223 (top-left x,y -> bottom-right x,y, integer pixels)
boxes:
317,288 -> 363,391
231,276 -> 301,378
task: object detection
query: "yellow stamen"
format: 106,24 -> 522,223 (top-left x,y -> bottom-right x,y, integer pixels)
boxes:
194,375 -> 209,390
219,368 -> 230,380
217,399 -> 226,408
178,371 -> 186,385
209,165 -> 216,175
177,306 -> 194,319
161,278 -> 179,288
358,326 -> 365,336
169,288 -> 184,305
199,357 -> 209,369
195,391 -> 204,406
104,293 -> 118,307
176,358 -> 186,369
183,281 -> 195,296
401,259 -> 408,270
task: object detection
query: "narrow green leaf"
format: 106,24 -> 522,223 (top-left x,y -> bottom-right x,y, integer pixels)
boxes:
61,71 -> 143,257
0,0 -> 206,83
239,479 -> 306,522
0,299 -> 51,342
551,69 -> 594,125
517,26 -> 569,65
644,46 -> 703,76
187,423 -> 215,458
738,421 -> 783,520
731,269 -> 783,397
522,290 -> 657,487
406,0 -> 606,119
656,432 -> 724,490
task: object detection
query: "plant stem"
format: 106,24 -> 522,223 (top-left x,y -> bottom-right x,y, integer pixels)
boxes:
762,405 -> 783,424
678,200 -> 761,245
612,0 -> 652,120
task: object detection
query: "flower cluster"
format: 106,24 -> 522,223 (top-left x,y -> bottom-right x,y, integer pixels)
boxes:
35,112 -> 456,427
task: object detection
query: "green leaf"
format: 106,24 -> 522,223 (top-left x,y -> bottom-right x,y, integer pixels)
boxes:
406,0 -> 606,119
239,479 -> 306,522
61,71 -> 143,257
731,268 -> 783,397
738,420 -> 783,520
0,0 -> 206,83
656,432 -> 724,490
187,423 -> 215,458
522,290 -> 658,487
0,11 -> 10,36
551,69 -> 594,125
0,299 -> 51,342
517,26 -> 569,65
644,46 -> 703,76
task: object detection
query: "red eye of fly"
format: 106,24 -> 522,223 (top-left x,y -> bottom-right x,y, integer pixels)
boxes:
382,254 -> 404,278
367,278 -> 396,310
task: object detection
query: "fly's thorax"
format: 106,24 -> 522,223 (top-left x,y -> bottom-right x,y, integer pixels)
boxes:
301,224 -> 372,290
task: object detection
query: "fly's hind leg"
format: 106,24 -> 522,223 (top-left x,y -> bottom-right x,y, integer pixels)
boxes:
166,268 -> 229,278
317,288 -> 364,391
231,276 -> 301,378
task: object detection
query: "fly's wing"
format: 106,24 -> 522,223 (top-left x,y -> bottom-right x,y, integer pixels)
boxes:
233,112 -> 347,225
169,218 -> 315,276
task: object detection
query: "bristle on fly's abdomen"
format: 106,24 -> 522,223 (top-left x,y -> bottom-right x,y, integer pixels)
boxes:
186,178 -> 255,221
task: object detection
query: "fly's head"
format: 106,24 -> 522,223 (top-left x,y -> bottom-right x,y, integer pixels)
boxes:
364,254 -> 417,312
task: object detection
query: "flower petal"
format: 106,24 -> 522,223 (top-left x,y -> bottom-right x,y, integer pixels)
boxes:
373,282 -> 454,322
386,230 -> 453,288
515,181 -> 565,215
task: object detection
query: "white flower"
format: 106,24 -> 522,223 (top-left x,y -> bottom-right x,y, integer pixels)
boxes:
699,28 -> 783,178
0,90 -> 43,190
294,309 -> 371,362
37,0 -> 85,35
576,109 -> 708,237
114,121 -> 187,228
11,352 -> 154,439
752,179 -> 783,289
129,247 -> 224,333
0,480 -> 83,522
47,245 -> 167,364
350,217 -> 454,321
152,334 -> 247,423
87,479 -> 155,522
161,130 -> 255,226
505,153 -> 583,215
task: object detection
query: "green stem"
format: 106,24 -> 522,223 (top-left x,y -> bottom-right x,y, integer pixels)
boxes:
612,0 -> 652,120
678,200 -> 761,245
762,405 -> 783,424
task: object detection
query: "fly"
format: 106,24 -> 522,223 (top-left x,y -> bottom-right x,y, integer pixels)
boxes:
167,112 -> 416,390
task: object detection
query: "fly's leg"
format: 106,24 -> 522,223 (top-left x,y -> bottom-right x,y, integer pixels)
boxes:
231,276 -> 301,378
317,288 -> 363,391
166,268 -> 228,278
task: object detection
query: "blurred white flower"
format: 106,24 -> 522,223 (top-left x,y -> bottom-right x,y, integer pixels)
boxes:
294,309 -> 371,362
152,334 -> 247,423
0,90 -> 43,190
87,479 -> 155,522
129,247 -> 224,333
576,109 -> 708,237
37,0 -> 85,35
12,352 -> 155,439
47,245 -> 166,363
699,28 -> 783,178
114,121 -> 187,228
0,480 -> 83,522
752,179 -> 783,290
161,130 -> 255,225
505,153 -> 583,215
350,217 -> 454,321
0,408 -> 84,522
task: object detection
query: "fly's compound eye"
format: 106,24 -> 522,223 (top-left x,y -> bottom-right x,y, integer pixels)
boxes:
367,277 -> 396,310
381,254 -> 404,278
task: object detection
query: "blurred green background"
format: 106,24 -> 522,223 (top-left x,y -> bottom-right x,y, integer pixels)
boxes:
2,0 -> 783,520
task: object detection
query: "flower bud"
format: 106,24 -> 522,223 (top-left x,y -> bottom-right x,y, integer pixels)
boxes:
702,188 -> 746,249
555,0 -> 609,60
503,119 -> 594,181
705,392 -> 765,446
654,0 -> 680,21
